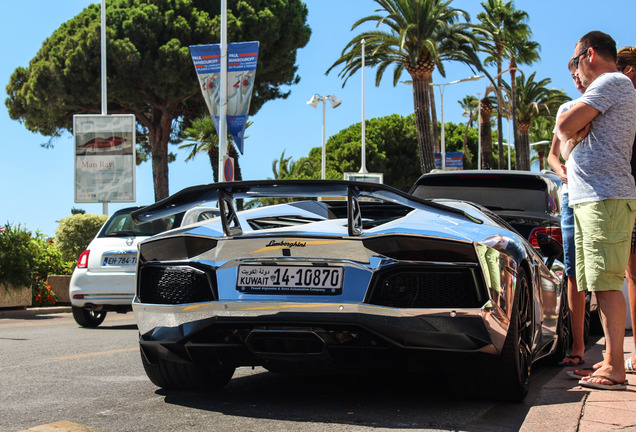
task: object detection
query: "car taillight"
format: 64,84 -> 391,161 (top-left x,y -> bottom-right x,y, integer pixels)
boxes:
77,250 -> 90,268
529,227 -> 563,247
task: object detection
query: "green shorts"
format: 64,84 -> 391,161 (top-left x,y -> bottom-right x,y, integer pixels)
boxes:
573,199 -> 636,292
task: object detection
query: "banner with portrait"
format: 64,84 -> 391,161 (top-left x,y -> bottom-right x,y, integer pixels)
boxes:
189,41 -> 259,154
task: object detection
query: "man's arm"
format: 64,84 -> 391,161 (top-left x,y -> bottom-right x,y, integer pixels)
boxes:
547,134 -> 567,183
555,101 -> 599,142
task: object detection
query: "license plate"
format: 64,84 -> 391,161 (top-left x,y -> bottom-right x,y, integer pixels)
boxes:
102,255 -> 137,266
237,265 -> 343,295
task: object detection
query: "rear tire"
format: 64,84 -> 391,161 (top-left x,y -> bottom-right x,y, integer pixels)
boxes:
72,306 -> 107,328
496,267 -> 533,401
548,282 -> 571,364
140,348 -> 235,391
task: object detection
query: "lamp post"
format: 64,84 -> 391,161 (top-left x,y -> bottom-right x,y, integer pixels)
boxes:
307,94 -> 342,179
477,92 -> 482,170
431,75 -> 483,170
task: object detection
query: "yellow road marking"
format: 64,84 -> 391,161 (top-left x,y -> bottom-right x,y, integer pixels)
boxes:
52,347 -> 137,361
17,420 -> 105,431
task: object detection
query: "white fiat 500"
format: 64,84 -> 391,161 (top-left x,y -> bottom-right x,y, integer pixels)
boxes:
69,205 -> 219,327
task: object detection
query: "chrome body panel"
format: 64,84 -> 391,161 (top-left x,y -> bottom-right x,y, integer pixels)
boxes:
132,180 -> 565,374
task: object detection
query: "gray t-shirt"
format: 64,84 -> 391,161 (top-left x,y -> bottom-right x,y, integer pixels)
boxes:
569,72 -> 636,205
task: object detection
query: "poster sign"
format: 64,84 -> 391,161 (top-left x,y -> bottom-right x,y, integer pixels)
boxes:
189,41 -> 259,154
343,172 -> 384,184
434,151 -> 463,170
73,114 -> 136,203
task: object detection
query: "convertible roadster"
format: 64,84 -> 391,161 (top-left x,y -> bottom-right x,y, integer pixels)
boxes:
132,180 -> 568,401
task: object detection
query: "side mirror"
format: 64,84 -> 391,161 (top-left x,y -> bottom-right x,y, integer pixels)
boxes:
536,232 -> 563,269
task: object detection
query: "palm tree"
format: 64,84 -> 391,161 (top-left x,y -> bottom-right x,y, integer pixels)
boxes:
458,95 -> 479,163
503,72 -> 568,170
507,34 -> 540,170
528,117 -> 554,171
179,116 -> 244,183
326,0 -> 482,174
272,150 -> 318,180
477,0 -> 536,169
479,88 -> 497,169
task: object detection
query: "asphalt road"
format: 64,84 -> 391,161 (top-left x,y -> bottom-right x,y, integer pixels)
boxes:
0,311 -> 575,432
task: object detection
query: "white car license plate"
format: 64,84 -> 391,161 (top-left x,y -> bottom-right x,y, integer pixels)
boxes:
237,265 -> 343,295
102,255 -> 137,266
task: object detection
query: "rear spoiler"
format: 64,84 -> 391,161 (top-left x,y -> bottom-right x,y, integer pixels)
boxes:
131,180 -> 483,237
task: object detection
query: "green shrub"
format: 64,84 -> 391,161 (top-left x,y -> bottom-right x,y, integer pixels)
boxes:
0,223 -> 35,288
0,223 -> 73,293
54,214 -> 109,262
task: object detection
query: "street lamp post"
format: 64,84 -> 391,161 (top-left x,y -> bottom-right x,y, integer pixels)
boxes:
431,75 -> 483,170
307,94 -> 342,179
477,92 -> 482,170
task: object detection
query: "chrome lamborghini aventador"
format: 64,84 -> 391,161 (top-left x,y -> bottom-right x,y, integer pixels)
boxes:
131,180 -> 568,401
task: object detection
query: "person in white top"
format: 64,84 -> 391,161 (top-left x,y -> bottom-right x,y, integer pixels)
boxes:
547,58 -> 587,367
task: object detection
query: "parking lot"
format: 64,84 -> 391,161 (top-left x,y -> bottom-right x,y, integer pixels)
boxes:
2,308 -> 634,432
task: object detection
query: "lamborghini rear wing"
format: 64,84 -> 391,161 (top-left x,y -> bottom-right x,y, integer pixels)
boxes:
131,180 -> 483,237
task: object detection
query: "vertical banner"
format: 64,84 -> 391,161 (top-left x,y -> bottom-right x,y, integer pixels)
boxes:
73,114 -> 136,203
189,41 -> 259,154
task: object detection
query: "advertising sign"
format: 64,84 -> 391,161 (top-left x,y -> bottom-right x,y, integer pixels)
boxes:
434,151 -> 464,170
73,114 -> 136,203
189,42 -> 259,154
343,172 -> 384,184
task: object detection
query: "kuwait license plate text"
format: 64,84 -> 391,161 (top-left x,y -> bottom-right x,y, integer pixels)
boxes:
237,265 -> 343,295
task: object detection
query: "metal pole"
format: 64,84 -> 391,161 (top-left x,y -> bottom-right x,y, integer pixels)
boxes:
101,0 -> 108,215
321,99 -> 326,179
440,85 -> 446,170
477,93 -> 482,170
359,39 -> 368,174
218,0 -> 228,182
508,117 -> 511,170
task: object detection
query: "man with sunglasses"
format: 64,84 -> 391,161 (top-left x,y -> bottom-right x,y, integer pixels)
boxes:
556,31 -> 636,391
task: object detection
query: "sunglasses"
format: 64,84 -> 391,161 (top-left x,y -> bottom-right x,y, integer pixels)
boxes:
573,45 -> 597,69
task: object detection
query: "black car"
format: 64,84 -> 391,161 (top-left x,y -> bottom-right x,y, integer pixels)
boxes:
410,170 -> 562,249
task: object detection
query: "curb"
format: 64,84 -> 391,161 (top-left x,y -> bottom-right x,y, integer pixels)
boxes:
0,305 -> 72,318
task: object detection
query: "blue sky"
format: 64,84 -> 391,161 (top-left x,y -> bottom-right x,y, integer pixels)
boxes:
1,0 -> 634,237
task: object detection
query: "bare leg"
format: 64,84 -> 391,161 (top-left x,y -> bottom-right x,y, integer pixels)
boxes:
568,276 -> 586,360
582,290 -> 626,385
626,250 -> 636,366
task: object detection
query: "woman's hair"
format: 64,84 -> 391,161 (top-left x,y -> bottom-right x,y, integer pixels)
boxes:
617,46 -> 636,72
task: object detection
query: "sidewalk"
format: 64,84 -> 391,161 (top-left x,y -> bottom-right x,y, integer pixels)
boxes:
0,306 -> 71,319
521,330 -> 636,432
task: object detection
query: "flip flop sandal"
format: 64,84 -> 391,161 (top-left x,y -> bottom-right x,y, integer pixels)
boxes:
579,374 -> 627,391
558,355 -> 585,366
627,357 -> 636,374
566,368 -> 596,379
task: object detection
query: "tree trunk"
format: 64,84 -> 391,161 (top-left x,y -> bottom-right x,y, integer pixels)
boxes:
480,99 -> 494,169
496,47 -> 505,169
510,59 -> 526,170
517,120 -> 531,171
429,76 -> 440,153
538,149 -> 545,171
143,105 -> 174,202
462,115 -> 473,164
412,77 -> 435,173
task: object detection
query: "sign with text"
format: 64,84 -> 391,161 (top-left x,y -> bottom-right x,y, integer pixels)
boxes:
434,151 -> 463,170
73,114 -> 136,203
189,41 -> 259,154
